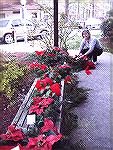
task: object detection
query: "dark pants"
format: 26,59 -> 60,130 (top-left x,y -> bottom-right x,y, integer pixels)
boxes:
81,48 -> 98,62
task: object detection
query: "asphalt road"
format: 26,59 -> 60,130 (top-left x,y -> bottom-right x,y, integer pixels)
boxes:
68,52 -> 113,150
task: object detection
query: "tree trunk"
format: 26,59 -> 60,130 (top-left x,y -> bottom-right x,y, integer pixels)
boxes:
110,0 -> 113,9
77,0 -> 80,20
92,0 -> 95,17
65,0 -> 69,22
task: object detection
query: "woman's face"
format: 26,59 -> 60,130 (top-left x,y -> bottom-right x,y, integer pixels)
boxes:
82,31 -> 90,40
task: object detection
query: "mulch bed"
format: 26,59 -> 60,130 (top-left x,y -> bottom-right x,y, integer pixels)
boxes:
0,72 -> 35,134
0,52 -> 35,134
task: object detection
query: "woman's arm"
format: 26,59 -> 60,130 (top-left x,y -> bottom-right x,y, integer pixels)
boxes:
83,38 -> 97,56
79,39 -> 85,54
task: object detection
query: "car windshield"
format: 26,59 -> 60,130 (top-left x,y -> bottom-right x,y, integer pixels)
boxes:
0,20 -> 9,27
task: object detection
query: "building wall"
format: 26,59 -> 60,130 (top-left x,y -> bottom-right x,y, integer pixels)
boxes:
0,0 -> 34,6
0,0 -> 19,4
0,0 -> 37,19
0,0 -> 111,20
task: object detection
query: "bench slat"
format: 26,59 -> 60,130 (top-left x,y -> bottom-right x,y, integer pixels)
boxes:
11,78 -> 38,127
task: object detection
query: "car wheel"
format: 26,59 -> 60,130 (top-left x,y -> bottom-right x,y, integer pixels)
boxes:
40,30 -> 49,39
4,33 -> 14,44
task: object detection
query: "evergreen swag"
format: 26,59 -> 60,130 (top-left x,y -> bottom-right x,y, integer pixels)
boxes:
0,47 -> 95,150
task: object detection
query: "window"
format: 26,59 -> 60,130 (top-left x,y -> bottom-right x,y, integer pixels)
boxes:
32,13 -> 37,18
0,20 -> 9,27
13,10 -> 20,14
26,20 -> 33,26
11,19 -> 22,27
0,13 -> 5,19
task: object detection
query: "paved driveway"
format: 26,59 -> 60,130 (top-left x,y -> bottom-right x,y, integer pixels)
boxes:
0,41 -> 44,53
68,52 -> 113,150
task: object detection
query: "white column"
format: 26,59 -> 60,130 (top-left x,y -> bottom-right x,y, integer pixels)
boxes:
20,0 -> 27,43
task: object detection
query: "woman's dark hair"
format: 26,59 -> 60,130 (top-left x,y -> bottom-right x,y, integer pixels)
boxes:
82,29 -> 90,37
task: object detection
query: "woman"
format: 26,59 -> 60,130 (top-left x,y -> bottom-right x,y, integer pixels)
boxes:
79,29 -> 103,64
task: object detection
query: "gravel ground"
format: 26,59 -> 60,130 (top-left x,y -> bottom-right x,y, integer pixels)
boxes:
68,51 -> 113,150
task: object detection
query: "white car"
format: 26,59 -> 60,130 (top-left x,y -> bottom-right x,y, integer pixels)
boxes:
85,18 -> 102,30
0,17 -> 49,44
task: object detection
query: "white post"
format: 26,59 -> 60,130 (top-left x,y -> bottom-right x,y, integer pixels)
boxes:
14,29 -> 17,43
20,0 -> 27,43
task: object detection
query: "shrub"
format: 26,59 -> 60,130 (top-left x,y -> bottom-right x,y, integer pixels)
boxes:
0,62 -> 27,98
100,17 -> 113,37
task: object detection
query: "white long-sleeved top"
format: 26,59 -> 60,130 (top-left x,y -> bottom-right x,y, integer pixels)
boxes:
79,36 -> 102,55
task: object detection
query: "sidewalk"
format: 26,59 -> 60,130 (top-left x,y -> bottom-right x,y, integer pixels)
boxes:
68,51 -> 113,150
0,41 -> 44,53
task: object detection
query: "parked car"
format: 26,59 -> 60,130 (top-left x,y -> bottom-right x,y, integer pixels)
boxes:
76,20 -> 85,28
0,17 -> 49,44
63,21 -> 83,29
85,18 -> 102,30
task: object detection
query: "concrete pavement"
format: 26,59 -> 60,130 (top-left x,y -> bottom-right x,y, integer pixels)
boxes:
68,52 -> 113,150
0,41 -> 44,53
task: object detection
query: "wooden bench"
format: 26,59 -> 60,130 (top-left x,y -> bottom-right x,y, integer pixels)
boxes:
11,78 -> 64,132
11,78 -> 38,128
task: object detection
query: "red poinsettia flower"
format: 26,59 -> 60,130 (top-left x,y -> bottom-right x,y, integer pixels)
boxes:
43,98 -> 54,106
35,77 -> 53,92
32,97 -> 43,105
43,73 -> 48,78
47,53 -> 56,57
26,133 -> 62,150
33,97 -> 54,107
64,75 -> 72,83
29,105 -> 44,115
39,64 -> 48,71
82,55 -> 88,60
25,135 -> 47,150
0,124 -> 25,141
0,144 -> 25,150
40,118 -> 58,134
85,66 -> 92,75
45,134 -> 62,146
29,62 -> 40,69
35,79 -> 47,91
58,64 -> 71,69
0,146 -> 15,150
35,51 -> 45,56
29,97 -> 54,115
85,61 -> 95,75
8,124 -> 16,132
86,61 -> 96,69
53,47 -> 61,52
43,77 -> 53,85
50,83 -> 61,96
60,49 -> 69,56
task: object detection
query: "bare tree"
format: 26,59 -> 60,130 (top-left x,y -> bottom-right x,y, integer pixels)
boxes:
65,0 -> 69,22
91,0 -> 95,17
77,0 -> 80,19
